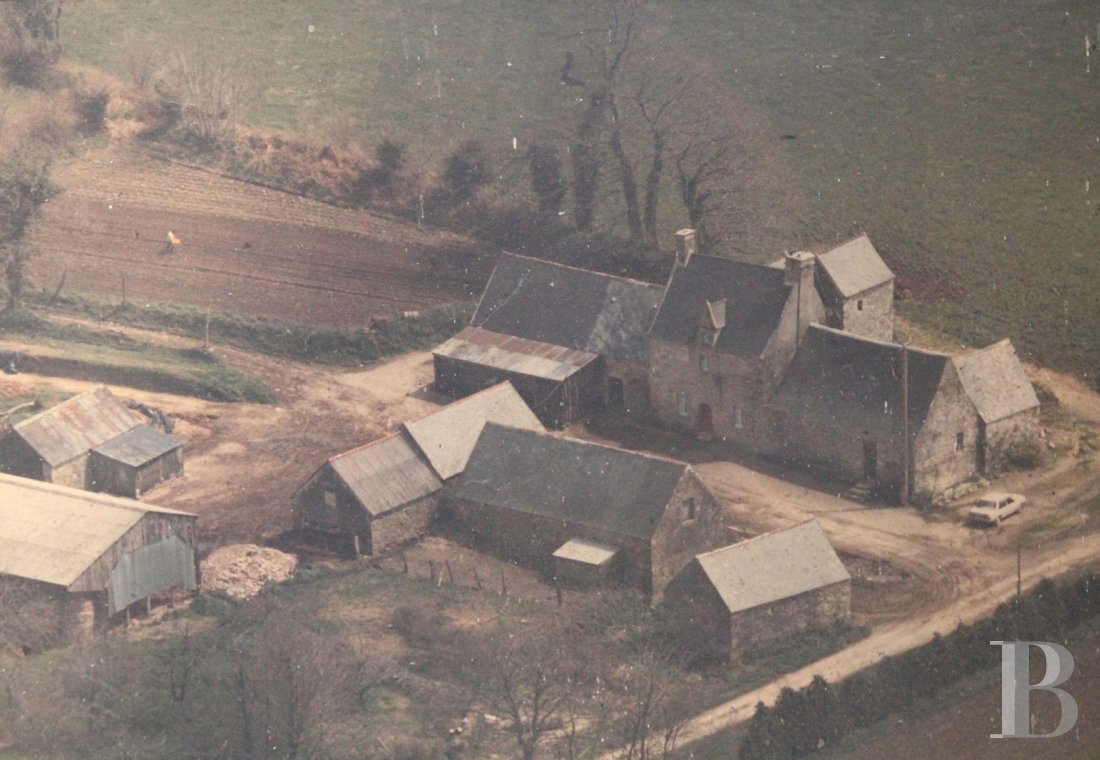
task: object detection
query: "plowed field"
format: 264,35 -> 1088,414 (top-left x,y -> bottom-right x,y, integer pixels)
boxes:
29,148 -> 492,327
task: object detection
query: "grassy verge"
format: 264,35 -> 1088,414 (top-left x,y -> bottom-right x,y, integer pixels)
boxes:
26,290 -> 474,366
0,311 -> 275,403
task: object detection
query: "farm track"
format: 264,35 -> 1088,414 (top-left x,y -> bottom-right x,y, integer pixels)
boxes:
29,147 -> 493,327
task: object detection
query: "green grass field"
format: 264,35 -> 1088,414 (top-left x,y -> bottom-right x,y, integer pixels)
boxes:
62,0 -> 1100,378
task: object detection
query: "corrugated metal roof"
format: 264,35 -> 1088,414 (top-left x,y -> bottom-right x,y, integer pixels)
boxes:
816,235 -> 894,298
402,382 -> 543,481
329,433 -> 442,517
552,537 -> 619,566
13,385 -> 143,467
91,425 -> 183,467
774,325 -> 948,436
0,474 -> 195,588
953,339 -> 1040,424
455,424 -> 689,540
649,255 -> 791,357
694,521 -> 850,614
471,253 -> 662,362
434,327 -> 600,382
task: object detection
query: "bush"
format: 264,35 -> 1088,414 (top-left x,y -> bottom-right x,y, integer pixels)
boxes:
73,88 -> 109,135
442,139 -> 491,203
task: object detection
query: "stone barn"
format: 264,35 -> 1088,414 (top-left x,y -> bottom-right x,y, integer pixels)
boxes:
447,423 -> 727,600
664,521 -> 851,661
769,325 -> 980,502
293,382 -> 542,555
813,234 -> 895,342
0,474 -> 198,626
293,433 -> 443,557
0,385 -> 183,496
433,327 -> 604,428
954,339 -> 1041,475
468,253 -> 663,414
647,229 -> 825,449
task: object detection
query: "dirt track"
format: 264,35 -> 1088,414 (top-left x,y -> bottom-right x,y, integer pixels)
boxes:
29,147 -> 493,326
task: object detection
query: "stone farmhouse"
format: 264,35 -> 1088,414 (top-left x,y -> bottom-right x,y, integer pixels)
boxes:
430,228 -> 1039,502
664,520 -> 851,661
433,252 -> 662,426
292,382 -> 543,555
0,385 -> 183,498
0,474 -> 198,629
448,423 -> 726,601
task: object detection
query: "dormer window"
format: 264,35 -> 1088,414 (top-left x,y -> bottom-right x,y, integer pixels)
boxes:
685,498 -> 696,521
702,329 -> 718,347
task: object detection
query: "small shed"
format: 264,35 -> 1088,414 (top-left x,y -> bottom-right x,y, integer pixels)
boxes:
664,521 -> 851,660
89,425 -> 184,497
433,327 -> 604,428
552,538 -> 621,588
815,235 -> 895,342
0,473 -> 197,624
292,433 -> 443,556
953,339 -> 1041,475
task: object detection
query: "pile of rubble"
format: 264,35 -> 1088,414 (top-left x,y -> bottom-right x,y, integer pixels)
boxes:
200,544 -> 298,599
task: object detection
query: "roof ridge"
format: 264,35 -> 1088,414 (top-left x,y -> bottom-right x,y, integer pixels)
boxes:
480,422 -> 690,468
695,519 -> 819,560
495,251 -> 662,289
808,324 -> 950,360
0,473 -> 194,517
328,431 -> 404,463
404,381 -> 514,426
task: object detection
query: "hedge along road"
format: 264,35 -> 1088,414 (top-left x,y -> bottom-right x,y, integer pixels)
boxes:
29,146 -> 494,327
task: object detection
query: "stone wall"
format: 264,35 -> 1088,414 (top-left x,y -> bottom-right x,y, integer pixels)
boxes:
728,579 -> 851,658
912,363 -> 981,501
48,456 -> 88,491
839,283 -> 894,342
984,407 -> 1040,475
370,494 -> 438,555
650,471 -> 728,602
605,357 -> 651,416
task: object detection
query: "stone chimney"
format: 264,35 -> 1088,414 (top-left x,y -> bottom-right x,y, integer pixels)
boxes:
784,251 -> 816,346
675,228 -> 697,268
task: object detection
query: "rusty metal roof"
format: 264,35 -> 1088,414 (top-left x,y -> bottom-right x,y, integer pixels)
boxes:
401,382 -> 543,481
433,327 -> 599,383
13,385 -> 143,467
692,521 -> 850,614
328,433 -> 442,517
92,425 -> 182,467
0,474 -> 195,589
953,339 -> 1040,424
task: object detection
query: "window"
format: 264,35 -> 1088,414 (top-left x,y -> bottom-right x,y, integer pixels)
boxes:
956,431 -> 965,451
734,405 -> 744,428
323,489 -> 337,508
857,299 -> 864,311
677,391 -> 688,416
702,329 -> 718,347
686,498 -> 696,520
700,354 -> 710,372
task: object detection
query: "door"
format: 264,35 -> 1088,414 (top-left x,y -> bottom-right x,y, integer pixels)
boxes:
696,403 -> 714,435
607,376 -> 625,413
863,439 -> 878,480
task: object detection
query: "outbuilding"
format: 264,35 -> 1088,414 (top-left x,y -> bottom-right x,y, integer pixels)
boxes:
88,424 -> 184,498
664,521 -> 851,660
0,473 -> 198,628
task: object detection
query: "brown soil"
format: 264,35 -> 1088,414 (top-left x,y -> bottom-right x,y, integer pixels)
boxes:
29,146 -> 494,326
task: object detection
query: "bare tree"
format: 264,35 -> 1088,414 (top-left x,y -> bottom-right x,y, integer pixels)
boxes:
608,648 -> 691,760
163,48 -> 251,146
0,154 -> 55,311
672,109 -> 747,255
0,0 -> 63,88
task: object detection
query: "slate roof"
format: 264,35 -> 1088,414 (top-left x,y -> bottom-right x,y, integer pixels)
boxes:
816,235 -> 894,298
0,474 -> 194,589
953,339 -> 1040,424
91,425 -> 182,467
774,325 -> 949,434
402,382 -> 543,481
454,424 -> 689,540
434,327 -> 600,383
12,385 -> 143,467
471,253 -> 663,362
694,521 -> 850,614
328,434 -> 443,517
649,255 -> 791,357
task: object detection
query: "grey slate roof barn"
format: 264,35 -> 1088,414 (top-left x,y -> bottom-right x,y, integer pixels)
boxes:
0,385 -> 183,497
664,521 -> 851,660
0,473 -> 197,622
770,325 -> 981,501
448,423 -> 727,598
953,339 -> 1041,474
